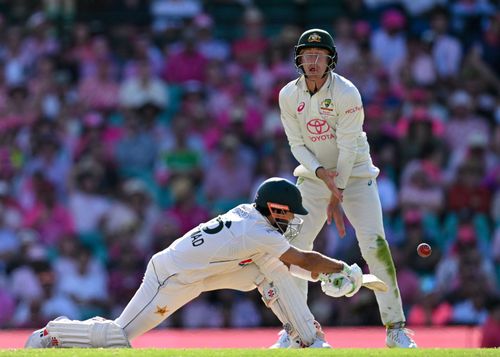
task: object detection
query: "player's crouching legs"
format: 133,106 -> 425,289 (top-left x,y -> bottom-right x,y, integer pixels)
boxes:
25,316 -> 131,348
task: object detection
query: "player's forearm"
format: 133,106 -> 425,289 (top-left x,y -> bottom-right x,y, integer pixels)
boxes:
291,145 -> 323,174
299,251 -> 345,274
334,149 -> 356,189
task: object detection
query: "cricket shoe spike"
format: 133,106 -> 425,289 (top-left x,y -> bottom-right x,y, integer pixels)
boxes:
386,322 -> 417,348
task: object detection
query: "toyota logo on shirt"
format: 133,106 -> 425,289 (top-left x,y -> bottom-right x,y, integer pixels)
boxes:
307,118 -> 330,134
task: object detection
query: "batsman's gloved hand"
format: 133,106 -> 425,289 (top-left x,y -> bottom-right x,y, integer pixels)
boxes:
319,263 -> 363,298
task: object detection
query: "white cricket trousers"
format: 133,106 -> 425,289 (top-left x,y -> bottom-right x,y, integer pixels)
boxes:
293,176 -> 405,326
114,252 -> 259,340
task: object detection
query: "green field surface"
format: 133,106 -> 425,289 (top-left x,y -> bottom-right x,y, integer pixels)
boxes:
0,349 -> 499,357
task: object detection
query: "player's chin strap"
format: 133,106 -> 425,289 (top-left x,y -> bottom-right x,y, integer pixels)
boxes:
43,317 -> 131,348
253,254 -> 318,347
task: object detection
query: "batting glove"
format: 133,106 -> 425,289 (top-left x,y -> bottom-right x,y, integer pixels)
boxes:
319,263 -> 363,298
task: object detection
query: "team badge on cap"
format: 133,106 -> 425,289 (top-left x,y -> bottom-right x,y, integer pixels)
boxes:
308,33 -> 321,42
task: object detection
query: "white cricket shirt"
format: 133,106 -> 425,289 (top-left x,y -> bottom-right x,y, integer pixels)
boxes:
157,204 -> 290,283
279,72 -> 379,189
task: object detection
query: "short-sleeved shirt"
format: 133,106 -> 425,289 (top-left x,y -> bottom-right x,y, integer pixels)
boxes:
156,204 -> 290,283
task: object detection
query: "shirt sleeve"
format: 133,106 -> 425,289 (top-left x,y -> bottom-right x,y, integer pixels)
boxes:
248,226 -> 291,258
335,86 -> 364,189
279,86 -> 322,173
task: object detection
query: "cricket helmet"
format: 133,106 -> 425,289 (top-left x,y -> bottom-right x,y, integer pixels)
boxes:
294,28 -> 338,73
255,177 -> 308,215
255,177 -> 307,240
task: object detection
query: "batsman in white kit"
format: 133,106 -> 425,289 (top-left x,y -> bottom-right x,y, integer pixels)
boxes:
25,177 -> 367,349
273,28 -> 417,348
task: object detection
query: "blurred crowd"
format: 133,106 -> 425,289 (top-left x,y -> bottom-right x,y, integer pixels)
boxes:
0,0 -> 499,346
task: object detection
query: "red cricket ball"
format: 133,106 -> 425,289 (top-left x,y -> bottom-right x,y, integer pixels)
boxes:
417,243 -> 432,258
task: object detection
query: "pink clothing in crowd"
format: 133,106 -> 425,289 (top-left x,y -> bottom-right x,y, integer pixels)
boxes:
216,102 -> 263,139
162,50 -> 208,84
23,203 -> 75,246
408,303 -> 453,326
166,205 -> 210,235
232,38 -> 268,72
78,77 -> 120,111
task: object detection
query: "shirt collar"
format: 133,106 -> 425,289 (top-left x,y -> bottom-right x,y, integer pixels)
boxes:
295,71 -> 333,94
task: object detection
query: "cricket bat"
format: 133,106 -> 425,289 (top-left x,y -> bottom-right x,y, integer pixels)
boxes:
362,274 -> 388,292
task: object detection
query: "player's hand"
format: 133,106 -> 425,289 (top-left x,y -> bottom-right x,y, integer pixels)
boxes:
327,194 -> 345,238
341,263 -> 363,297
316,168 -> 343,202
319,273 -> 354,297
319,263 -> 362,298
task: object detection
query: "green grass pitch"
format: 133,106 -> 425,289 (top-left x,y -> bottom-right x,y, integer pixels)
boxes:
0,349 -> 499,357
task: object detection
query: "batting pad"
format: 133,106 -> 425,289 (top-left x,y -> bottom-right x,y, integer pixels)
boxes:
46,317 -> 131,348
254,255 -> 317,346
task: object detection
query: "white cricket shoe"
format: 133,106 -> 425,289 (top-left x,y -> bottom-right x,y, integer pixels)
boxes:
24,328 -> 51,348
269,329 -> 290,348
386,324 -> 417,348
308,337 -> 332,348
270,321 -> 330,349
289,336 -> 332,348
24,316 -> 69,348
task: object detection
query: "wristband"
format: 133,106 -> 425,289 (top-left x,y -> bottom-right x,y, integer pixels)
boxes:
289,265 -> 319,282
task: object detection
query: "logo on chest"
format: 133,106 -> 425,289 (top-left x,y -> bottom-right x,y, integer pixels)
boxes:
297,102 -> 305,112
320,98 -> 335,116
306,118 -> 335,142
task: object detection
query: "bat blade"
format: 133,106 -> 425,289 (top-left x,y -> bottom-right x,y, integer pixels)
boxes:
362,274 -> 388,292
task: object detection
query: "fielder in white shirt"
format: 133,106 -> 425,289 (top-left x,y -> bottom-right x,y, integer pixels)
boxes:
25,177 -> 363,349
275,28 -> 417,348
